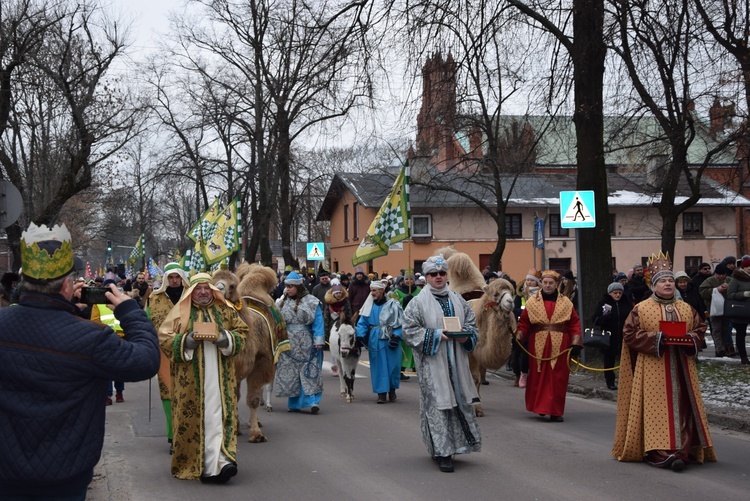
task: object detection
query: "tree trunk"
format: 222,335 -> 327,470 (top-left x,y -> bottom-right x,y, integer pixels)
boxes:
572,0 -> 611,326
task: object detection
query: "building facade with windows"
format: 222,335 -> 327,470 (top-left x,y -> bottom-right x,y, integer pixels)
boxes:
317,169 -> 750,279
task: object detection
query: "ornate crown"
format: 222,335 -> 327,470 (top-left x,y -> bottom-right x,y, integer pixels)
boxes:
20,222 -> 74,282
646,251 -> 673,285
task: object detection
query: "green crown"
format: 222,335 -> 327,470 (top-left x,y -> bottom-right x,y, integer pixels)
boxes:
21,239 -> 74,281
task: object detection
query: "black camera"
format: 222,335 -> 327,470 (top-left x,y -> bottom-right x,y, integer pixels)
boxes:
80,286 -> 111,305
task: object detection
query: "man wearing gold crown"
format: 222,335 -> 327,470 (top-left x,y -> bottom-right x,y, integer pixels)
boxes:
0,223 -> 160,499
516,269 -> 582,422
613,252 -> 716,472
158,272 -> 247,483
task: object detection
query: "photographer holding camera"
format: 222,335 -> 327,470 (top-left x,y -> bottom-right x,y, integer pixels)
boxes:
0,223 -> 159,499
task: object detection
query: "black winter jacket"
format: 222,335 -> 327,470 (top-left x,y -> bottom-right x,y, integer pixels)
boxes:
0,292 -> 160,496
591,292 -> 634,356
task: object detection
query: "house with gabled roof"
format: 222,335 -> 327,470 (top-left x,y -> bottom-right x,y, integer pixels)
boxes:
316,53 -> 750,279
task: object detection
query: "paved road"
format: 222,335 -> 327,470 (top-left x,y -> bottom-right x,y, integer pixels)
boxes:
89,358 -> 750,501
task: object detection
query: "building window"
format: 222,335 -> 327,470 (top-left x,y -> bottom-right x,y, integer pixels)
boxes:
505,214 -> 522,238
685,256 -> 702,277
412,215 -> 432,237
549,214 -> 568,237
549,258 -> 571,274
609,214 -> 616,236
344,204 -> 350,242
352,202 -> 359,240
683,213 -> 703,235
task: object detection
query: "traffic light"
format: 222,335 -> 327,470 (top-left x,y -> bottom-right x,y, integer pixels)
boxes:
107,240 -> 112,252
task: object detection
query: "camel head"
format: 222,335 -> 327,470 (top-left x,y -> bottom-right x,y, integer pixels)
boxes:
482,278 -> 515,314
212,269 -> 240,304
237,264 -> 277,307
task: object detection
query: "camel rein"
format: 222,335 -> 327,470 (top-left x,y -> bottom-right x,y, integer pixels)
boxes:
514,337 -> 620,373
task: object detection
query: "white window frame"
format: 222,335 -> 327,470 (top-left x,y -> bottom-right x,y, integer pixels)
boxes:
412,214 -> 432,237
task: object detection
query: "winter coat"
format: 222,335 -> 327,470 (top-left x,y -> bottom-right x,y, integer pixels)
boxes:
677,282 -> 707,320
626,275 -> 650,304
726,268 -> 750,325
699,274 -> 730,311
591,292 -> 633,357
0,292 -> 159,497
347,276 -> 371,313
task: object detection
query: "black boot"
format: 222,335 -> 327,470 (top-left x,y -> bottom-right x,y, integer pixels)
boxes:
437,456 -> 454,472
377,393 -> 387,404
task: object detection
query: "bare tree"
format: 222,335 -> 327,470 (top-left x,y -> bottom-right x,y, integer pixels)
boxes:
0,1 -> 143,269
609,0 -> 738,259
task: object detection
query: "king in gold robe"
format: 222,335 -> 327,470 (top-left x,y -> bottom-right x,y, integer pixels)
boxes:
158,273 -> 247,482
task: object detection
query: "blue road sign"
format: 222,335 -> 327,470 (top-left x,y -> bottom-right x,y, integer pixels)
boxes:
559,191 -> 596,229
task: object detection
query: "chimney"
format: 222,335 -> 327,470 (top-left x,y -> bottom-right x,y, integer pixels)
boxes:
709,98 -> 727,138
646,154 -> 669,188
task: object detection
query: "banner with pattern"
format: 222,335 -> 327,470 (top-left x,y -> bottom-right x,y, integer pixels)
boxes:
203,198 -> 241,265
352,162 -> 410,266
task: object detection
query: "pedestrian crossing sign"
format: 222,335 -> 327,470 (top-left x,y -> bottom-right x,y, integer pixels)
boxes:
307,242 -> 325,261
559,191 -> 596,229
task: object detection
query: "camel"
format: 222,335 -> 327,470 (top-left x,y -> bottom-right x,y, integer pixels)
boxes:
468,278 -> 516,417
212,264 -> 287,442
436,248 -> 516,417
329,315 -> 360,403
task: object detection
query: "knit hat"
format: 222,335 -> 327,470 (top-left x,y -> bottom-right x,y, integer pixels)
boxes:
354,266 -> 364,275
615,272 -> 627,282
741,255 -> 750,268
563,270 -> 575,280
674,271 -> 690,281
324,279 -> 348,306
607,282 -> 624,293
714,263 -> 729,275
284,271 -> 304,285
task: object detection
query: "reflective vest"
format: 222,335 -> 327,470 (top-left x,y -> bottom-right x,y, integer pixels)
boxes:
95,304 -> 124,338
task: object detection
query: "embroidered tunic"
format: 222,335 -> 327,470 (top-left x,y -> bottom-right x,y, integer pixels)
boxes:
403,287 -> 481,458
612,297 -> 716,464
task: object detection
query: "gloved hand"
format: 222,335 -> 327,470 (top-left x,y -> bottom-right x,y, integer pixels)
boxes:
602,304 -> 612,315
569,345 -> 582,358
388,335 -> 400,349
744,291 -> 750,298
214,328 -> 230,348
184,332 -> 199,350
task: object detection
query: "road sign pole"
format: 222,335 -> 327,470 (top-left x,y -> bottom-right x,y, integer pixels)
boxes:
575,228 -> 586,364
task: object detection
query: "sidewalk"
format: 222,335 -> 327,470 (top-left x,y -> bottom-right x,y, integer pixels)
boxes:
492,341 -> 750,435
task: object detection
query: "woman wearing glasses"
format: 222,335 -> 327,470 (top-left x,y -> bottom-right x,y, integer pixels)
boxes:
403,255 -> 481,473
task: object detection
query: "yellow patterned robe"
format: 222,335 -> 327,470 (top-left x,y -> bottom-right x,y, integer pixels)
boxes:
159,298 -> 247,480
148,291 -> 181,400
613,297 -> 716,464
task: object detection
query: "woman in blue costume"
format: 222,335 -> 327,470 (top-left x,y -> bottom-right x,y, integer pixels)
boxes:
273,271 -> 325,413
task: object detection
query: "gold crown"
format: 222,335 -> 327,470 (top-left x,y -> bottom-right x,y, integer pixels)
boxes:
646,251 -> 673,285
20,222 -> 74,281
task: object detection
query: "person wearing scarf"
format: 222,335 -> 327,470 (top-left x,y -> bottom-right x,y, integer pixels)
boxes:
403,255 -> 481,473
273,271 -> 326,413
146,262 -> 189,454
158,273 -> 247,483
516,269 -> 582,422
356,279 -> 404,403
324,279 -> 353,376
613,252 -> 716,472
